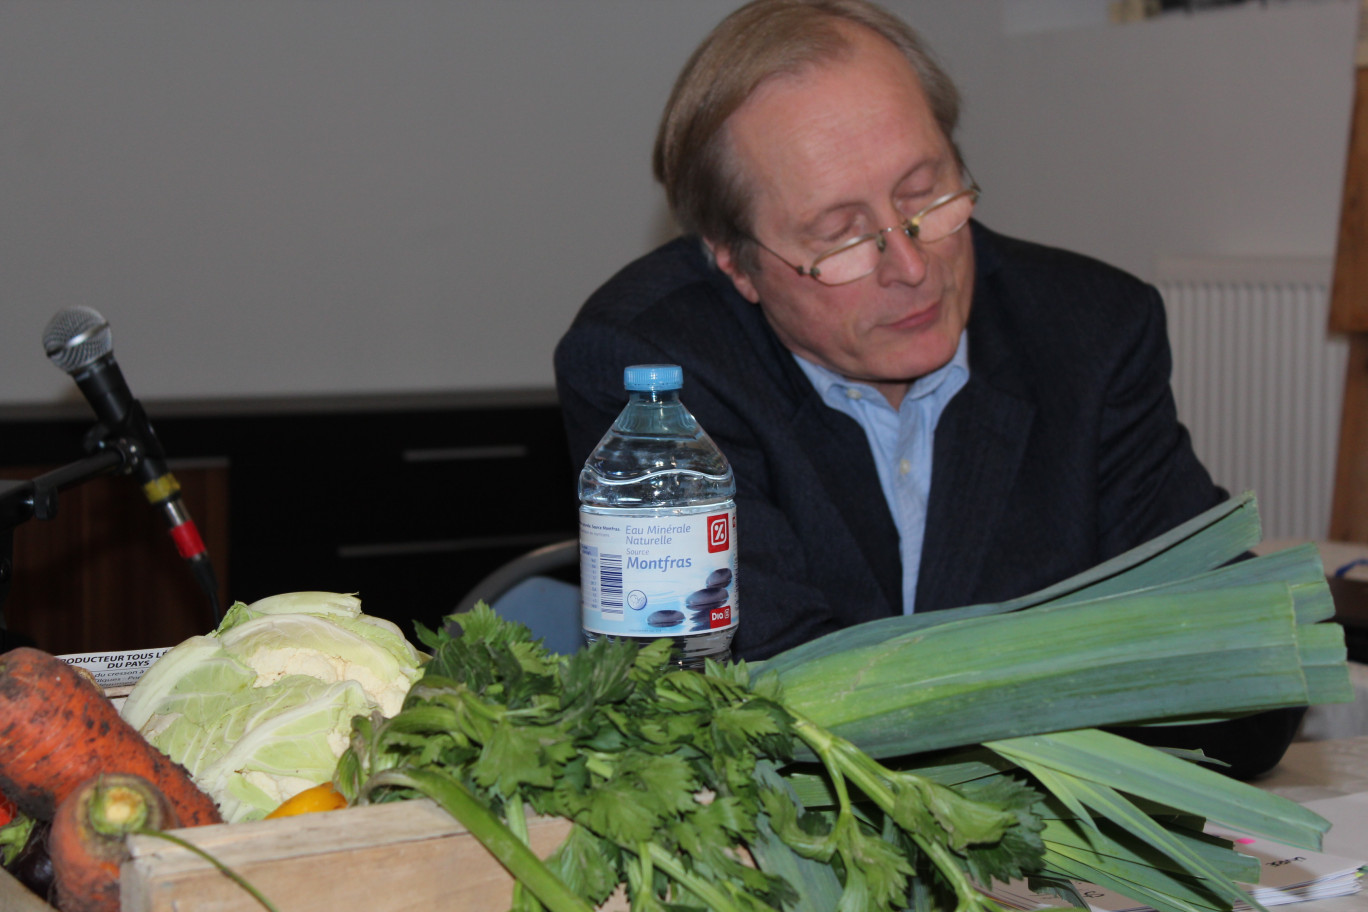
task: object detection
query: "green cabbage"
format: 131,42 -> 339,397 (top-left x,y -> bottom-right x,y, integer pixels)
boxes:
120,592 -> 423,822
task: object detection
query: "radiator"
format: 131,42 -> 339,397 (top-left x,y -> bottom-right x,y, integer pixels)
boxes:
1157,257 -> 1345,542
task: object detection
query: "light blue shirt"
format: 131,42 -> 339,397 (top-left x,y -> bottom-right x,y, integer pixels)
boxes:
793,333 -> 970,614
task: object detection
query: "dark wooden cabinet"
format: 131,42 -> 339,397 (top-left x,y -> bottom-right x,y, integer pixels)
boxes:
1,390 -> 577,653
1,464 -> 230,655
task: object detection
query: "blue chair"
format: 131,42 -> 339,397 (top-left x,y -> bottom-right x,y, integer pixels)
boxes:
453,539 -> 581,654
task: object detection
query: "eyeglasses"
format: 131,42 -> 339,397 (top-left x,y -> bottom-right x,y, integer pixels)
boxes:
754,181 -> 981,286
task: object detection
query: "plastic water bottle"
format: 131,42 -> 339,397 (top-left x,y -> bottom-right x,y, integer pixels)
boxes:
578,364 -> 738,668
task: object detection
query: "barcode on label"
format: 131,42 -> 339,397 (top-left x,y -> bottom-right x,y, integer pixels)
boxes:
599,552 -> 623,617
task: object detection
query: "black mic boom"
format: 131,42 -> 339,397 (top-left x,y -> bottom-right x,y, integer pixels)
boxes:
42,306 -> 221,623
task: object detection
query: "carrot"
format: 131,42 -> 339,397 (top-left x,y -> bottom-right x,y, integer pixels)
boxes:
49,773 -> 178,912
0,648 -> 221,826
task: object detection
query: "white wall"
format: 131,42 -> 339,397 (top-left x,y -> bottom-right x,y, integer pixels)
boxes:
1,0 -> 1358,406
967,0 -> 1358,281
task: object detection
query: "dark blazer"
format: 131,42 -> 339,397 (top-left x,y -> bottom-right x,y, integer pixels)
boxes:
555,222 -> 1227,661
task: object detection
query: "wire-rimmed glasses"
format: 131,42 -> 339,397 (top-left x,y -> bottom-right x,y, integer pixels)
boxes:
754,181 -> 981,286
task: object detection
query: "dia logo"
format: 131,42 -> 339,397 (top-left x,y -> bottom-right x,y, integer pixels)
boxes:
706,513 -> 730,552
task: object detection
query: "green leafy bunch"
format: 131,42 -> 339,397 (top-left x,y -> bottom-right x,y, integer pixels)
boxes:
332,495 -> 1350,912
334,605 -> 1047,912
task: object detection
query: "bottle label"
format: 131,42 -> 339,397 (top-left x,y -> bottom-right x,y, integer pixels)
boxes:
579,503 -> 738,638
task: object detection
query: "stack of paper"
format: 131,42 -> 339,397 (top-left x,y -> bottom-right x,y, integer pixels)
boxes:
986,791 -> 1368,912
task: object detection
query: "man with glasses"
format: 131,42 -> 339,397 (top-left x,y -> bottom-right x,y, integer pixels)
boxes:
553,0 -> 1295,775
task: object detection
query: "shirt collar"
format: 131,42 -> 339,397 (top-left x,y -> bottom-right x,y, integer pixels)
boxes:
793,331 -> 970,411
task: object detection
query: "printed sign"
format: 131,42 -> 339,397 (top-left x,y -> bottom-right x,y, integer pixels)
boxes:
59,648 -> 171,689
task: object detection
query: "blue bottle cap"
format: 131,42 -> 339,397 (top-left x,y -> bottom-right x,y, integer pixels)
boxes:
624,364 -> 683,391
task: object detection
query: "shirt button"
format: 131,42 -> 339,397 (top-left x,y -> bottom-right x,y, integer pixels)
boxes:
898,458 -> 912,475
845,388 -> 862,400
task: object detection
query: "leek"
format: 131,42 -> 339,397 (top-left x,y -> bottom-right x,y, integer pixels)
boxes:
757,492 -> 1350,912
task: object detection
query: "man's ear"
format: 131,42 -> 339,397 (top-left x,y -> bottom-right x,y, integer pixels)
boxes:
706,238 -> 761,304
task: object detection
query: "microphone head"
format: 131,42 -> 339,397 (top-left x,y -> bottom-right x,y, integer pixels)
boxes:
43,306 -> 113,375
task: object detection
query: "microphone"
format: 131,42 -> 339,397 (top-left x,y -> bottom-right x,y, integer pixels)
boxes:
42,306 -> 221,622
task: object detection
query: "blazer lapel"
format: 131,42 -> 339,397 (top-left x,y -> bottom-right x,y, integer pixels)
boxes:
728,286 -> 903,618
788,391 -> 904,615
916,377 -> 1034,613
771,345 -> 908,618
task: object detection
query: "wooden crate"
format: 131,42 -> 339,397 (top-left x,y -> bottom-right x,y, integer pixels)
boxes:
120,800 -> 624,912
1,800 -> 623,911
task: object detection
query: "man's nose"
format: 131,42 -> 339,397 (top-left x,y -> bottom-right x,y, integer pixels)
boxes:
875,225 -> 930,286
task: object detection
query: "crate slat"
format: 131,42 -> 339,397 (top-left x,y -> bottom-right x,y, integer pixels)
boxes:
120,800 -> 623,912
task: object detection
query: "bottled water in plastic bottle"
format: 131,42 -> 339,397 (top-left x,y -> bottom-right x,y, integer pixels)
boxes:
578,364 -> 737,668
